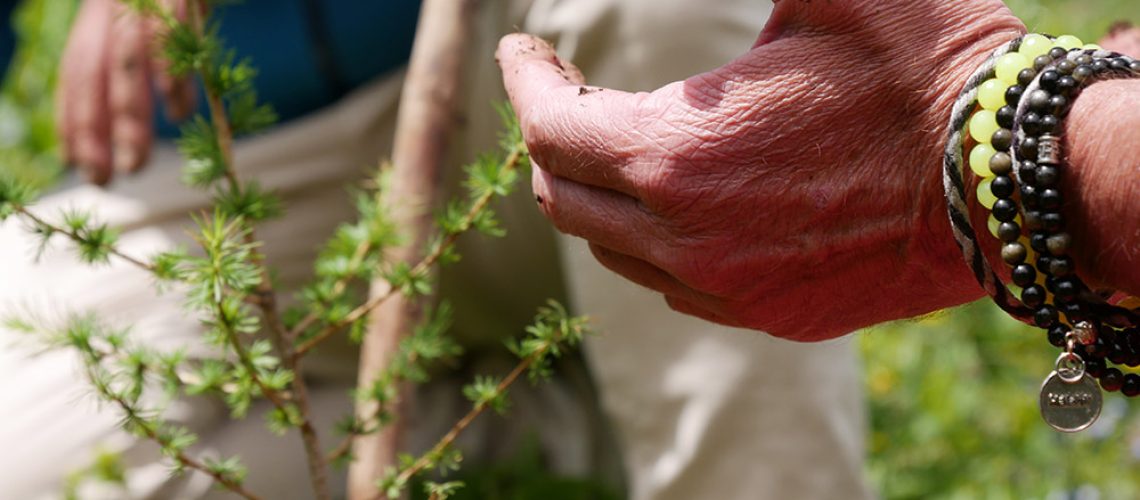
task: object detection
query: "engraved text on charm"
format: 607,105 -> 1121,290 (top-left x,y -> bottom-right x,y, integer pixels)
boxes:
1039,371 -> 1102,433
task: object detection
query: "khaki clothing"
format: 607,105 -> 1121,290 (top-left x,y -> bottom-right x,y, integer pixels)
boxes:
0,1 -> 871,499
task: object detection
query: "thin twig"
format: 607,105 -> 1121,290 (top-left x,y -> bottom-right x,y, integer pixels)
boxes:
83,362 -> 263,500
293,147 -> 523,359
385,346 -> 547,498
15,206 -> 154,271
288,219 -> 376,340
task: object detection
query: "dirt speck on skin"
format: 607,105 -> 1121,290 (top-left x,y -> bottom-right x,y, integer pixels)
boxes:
578,87 -> 602,96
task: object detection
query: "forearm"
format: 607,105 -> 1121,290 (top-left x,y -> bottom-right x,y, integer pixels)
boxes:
1064,78 -> 1140,294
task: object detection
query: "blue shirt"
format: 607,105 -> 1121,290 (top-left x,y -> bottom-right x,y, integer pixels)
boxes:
160,0 -> 421,135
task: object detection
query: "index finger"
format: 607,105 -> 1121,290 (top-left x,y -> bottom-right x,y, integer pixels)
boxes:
496,33 -> 650,197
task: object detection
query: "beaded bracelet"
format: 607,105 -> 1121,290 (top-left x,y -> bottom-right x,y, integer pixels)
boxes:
944,32 -> 1140,432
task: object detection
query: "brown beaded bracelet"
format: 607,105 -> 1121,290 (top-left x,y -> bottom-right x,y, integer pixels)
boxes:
945,32 -> 1140,432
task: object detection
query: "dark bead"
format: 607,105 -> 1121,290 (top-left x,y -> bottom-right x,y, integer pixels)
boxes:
1046,233 -> 1071,256
1054,277 -> 1078,299
1074,54 -> 1094,66
1127,353 -> 1140,369
1057,75 -> 1077,95
1024,209 -> 1043,230
1101,368 -> 1124,392
1049,47 -> 1069,59
1048,94 -> 1068,112
1057,59 -> 1077,75
1072,65 -> 1094,82
1018,161 -> 1037,184
1020,184 -> 1037,201
1013,264 -> 1037,287
1019,67 -> 1040,86
1131,60 -> 1140,73
1091,59 -> 1109,73
1043,212 -> 1065,232
991,129 -> 1013,151
1039,114 -> 1059,134
1088,339 -> 1110,360
1111,58 -> 1129,71
1027,89 -> 1051,112
1124,374 -> 1140,397
1126,329 -> 1140,349
1035,305 -> 1058,327
989,152 -> 1013,175
997,221 -> 1021,243
1040,188 -> 1062,210
1030,233 -> 1049,252
1036,165 -> 1058,186
1023,112 -> 1043,136
1045,275 -> 1057,293
997,104 -> 1017,128
1103,328 -> 1120,345
1085,357 -> 1107,377
1020,136 -> 1039,158
1032,56 -> 1052,72
993,198 -> 1018,222
1040,70 -> 1061,92
1062,301 -> 1083,320
1049,256 -> 1074,277
991,175 -> 1014,198
1048,324 -> 1068,346
1022,285 -> 1046,308
1001,242 -> 1027,264
1110,345 -> 1130,365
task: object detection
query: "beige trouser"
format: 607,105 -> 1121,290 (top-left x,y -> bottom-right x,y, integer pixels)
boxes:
0,1 -> 870,499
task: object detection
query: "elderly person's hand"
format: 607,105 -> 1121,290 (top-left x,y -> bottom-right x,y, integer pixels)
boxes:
497,0 -> 1035,340
56,0 -> 193,185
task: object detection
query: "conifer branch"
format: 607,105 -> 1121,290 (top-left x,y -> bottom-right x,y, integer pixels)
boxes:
14,205 -> 153,271
292,146 -> 524,358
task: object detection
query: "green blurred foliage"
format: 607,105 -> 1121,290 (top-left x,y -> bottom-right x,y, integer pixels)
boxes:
863,3 -> 1140,499
0,0 -> 75,189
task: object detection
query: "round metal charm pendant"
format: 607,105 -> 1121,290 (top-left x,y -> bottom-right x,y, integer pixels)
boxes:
1039,371 -> 1102,433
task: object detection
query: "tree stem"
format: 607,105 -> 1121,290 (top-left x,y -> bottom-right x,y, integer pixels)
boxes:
347,0 -> 477,497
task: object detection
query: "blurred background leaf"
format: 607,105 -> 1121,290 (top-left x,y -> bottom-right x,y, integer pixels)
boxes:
0,0 -> 75,190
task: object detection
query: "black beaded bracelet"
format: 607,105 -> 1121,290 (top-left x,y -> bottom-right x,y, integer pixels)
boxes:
945,33 -> 1140,432
1011,49 -> 1140,411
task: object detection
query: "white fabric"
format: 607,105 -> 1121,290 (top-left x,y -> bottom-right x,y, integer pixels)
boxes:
0,1 -> 872,498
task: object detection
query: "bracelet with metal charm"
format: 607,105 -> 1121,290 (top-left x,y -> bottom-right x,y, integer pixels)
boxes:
945,32 -> 1140,433
1011,47 -> 1140,432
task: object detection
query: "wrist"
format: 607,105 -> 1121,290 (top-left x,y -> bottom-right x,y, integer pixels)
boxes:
1062,78 -> 1140,295
911,18 -> 1025,306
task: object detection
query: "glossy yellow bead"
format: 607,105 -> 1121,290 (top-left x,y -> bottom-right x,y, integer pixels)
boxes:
1055,35 -> 1083,50
969,110 -> 1000,143
970,143 -> 997,178
1083,43 -> 1103,51
1019,34 -> 1053,60
978,78 -> 1007,110
977,178 -> 997,208
996,52 -> 1030,86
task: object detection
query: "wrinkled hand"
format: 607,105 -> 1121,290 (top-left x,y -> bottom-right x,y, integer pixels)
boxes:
498,0 -> 1029,340
56,0 -> 193,185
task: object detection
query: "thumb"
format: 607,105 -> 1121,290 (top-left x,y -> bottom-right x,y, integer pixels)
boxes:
496,33 -> 585,121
